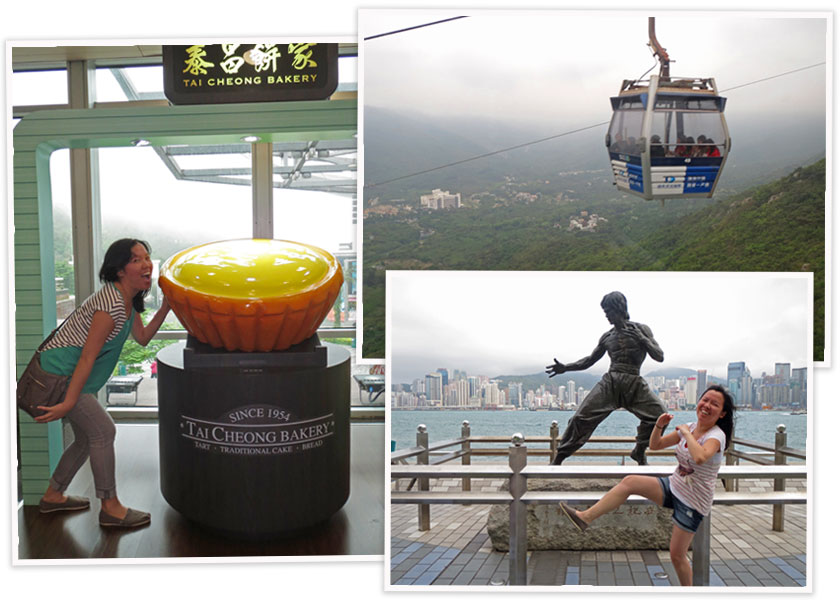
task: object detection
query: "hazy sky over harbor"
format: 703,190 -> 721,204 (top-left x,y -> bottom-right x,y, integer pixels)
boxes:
361,10 -> 828,130
387,271 -> 812,384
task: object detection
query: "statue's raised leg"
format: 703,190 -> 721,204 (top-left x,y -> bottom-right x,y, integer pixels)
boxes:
553,379 -> 616,465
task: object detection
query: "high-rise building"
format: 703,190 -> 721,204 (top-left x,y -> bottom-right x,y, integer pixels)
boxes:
436,368 -> 449,388
791,367 -> 807,409
526,390 -> 536,409
420,188 -> 462,209
775,363 -> 791,385
411,378 -> 425,395
568,380 -> 576,405
483,381 -> 501,407
468,376 -> 478,399
425,373 -> 443,404
456,379 -> 470,407
685,376 -> 697,408
696,369 -> 707,400
544,392 -> 555,407
757,382 -> 790,408
508,382 -> 523,408
727,362 -> 752,406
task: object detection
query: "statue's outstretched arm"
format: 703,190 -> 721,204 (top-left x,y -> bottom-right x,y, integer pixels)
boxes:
546,334 -> 608,377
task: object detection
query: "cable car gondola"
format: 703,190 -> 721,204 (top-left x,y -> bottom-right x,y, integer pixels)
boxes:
606,18 -> 731,202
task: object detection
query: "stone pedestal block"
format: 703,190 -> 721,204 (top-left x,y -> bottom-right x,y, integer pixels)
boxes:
487,478 -> 673,551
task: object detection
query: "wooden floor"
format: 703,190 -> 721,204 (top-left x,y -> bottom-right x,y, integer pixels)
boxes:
17,422 -> 385,559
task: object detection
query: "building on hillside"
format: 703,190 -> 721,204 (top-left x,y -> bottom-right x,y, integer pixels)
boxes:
420,188 -> 461,209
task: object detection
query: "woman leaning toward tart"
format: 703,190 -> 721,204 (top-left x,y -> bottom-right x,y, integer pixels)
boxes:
35,239 -> 170,528
559,385 -> 736,586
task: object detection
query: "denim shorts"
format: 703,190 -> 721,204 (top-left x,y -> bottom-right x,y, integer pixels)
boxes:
658,477 -> 705,533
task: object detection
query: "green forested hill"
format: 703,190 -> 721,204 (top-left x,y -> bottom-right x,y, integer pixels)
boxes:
363,160 -> 825,360
643,160 -> 824,272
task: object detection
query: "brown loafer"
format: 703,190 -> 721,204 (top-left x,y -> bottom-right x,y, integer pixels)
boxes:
560,502 -> 589,533
99,508 -> 151,528
39,495 -> 90,514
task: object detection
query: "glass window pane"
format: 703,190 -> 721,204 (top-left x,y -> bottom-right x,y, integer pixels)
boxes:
120,65 -> 165,96
272,185 -> 356,330
652,111 -> 725,157
12,69 -> 68,106
339,56 -> 358,89
608,109 -> 644,155
50,149 -> 74,321
679,112 -> 726,146
98,144 -> 253,406
95,65 -> 166,102
270,136 -> 357,332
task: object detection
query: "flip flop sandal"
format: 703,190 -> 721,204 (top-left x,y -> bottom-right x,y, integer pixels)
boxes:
560,502 -> 589,533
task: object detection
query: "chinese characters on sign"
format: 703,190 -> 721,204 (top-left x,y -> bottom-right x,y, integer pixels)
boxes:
163,43 -> 339,104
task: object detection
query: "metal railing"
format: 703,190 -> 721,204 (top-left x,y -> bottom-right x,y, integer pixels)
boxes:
391,422 -> 807,587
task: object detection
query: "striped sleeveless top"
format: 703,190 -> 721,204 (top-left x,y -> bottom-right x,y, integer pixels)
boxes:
669,422 -> 726,516
43,283 -> 130,350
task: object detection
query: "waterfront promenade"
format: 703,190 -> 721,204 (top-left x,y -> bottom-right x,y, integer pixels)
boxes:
390,473 -> 807,587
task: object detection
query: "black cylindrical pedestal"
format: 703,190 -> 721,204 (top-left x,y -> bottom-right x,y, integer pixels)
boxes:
157,337 -> 350,538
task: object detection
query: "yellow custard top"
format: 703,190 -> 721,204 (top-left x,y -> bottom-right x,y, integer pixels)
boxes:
161,239 -> 337,300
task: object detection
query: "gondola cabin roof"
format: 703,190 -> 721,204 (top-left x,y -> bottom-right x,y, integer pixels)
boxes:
618,76 -> 720,95
611,76 -> 727,112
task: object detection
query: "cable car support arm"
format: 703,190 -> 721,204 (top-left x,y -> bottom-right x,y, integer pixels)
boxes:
648,17 -> 670,79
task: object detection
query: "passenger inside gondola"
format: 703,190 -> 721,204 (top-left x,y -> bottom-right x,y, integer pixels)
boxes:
650,135 -> 666,158
675,136 -> 695,157
692,135 -> 708,157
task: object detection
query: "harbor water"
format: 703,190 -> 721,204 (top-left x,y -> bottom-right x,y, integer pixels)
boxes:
391,409 -> 807,462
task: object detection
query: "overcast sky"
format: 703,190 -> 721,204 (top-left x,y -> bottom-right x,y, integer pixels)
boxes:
361,10 -> 827,130
387,270 -> 812,384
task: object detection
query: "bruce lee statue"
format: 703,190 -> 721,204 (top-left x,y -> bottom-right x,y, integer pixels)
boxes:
545,291 -> 665,465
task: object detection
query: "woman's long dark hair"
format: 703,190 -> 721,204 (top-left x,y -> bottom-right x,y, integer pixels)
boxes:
703,384 -> 736,449
99,238 -> 151,313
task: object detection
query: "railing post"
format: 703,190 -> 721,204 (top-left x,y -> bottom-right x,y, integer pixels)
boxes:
549,421 -> 559,464
691,512 -> 712,586
461,420 -> 471,492
508,433 -> 528,586
773,424 -> 787,532
724,447 -> 736,492
417,424 -> 430,531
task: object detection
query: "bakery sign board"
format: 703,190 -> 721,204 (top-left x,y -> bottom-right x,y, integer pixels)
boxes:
162,43 -> 339,105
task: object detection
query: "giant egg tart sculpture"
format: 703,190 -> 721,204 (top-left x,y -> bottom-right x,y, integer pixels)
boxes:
155,239 -> 350,538
159,238 -> 343,352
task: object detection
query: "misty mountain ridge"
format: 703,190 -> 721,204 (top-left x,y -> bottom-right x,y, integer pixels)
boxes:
364,106 -> 825,202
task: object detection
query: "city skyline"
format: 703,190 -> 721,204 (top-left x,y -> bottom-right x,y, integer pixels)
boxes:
387,271 -> 812,384
393,359 -> 808,412
396,359 -> 808,388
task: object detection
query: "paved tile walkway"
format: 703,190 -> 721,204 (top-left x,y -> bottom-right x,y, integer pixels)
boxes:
390,473 -> 807,587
